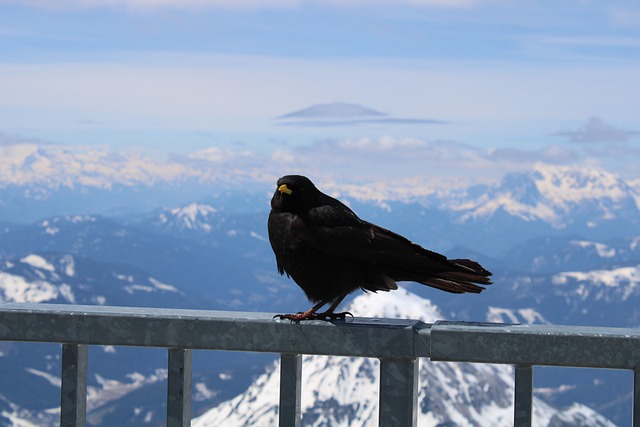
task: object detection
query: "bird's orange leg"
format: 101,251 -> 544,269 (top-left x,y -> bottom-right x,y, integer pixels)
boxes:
274,300 -> 328,321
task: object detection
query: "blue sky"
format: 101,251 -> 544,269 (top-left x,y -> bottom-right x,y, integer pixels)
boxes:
1,0 -> 639,181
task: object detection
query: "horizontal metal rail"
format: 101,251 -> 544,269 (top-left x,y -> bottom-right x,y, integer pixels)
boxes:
0,303 -> 639,426
430,320 -> 640,369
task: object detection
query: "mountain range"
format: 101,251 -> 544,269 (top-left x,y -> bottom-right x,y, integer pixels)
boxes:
1,147 -> 640,425
3,140 -> 640,255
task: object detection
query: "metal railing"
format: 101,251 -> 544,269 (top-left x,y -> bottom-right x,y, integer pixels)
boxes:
0,303 -> 639,426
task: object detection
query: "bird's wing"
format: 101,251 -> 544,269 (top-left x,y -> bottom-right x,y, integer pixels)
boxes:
300,206 -> 490,286
297,204 -> 376,262
300,204 -> 445,267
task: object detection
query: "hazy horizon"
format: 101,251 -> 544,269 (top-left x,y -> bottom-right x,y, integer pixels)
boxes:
1,0 -> 639,182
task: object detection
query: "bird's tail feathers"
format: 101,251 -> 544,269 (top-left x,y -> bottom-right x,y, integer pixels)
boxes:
419,277 -> 485,294
450,259 -> 493,280
418,258 -> 493,294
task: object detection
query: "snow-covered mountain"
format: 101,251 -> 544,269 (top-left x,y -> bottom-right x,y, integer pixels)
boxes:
0,252 -> 182,306
0,143 -> 196,191
444,164 -> 640,229
0,252 -> 272,427
0,215 -> 286,308
3,148 -> 640,425
499,235 -> 640,274
193,289 -> 615,427
153,203 -> 221,234
3,141 -> 640,237
0,253 -> 186,426
0,142 -> 271,222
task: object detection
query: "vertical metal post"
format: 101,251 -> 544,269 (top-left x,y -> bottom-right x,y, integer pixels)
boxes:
514,364 -> 533,427
633,367 -> 639,427
167,348 -> 192,427
60,344 -> 88,427
279,353 -> 302,427
379,357 -> 418,427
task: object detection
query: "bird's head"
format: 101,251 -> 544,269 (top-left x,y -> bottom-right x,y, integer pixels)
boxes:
271,175 -> 321,212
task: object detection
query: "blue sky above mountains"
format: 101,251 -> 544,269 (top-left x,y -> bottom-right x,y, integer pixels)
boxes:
0,0 -> 639,180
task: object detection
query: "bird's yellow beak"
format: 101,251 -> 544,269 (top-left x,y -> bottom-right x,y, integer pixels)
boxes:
278,184 -> 293,195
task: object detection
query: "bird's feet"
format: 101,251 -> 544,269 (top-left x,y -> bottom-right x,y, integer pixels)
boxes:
273,311 -> 353,322
315,311 -> 353,321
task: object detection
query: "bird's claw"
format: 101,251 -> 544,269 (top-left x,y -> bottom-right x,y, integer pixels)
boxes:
273,311 -> 353,322
317,311 -> 353,320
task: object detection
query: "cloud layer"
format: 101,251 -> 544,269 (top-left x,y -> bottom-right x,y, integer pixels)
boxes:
2,129 -> 639,201
554,117 -> 639,144
276,102 -> 446,128
267,136 -> 587,186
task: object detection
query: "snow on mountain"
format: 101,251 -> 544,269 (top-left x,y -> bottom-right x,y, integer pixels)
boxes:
193,288 -> 614,427
570,240 -> 616,258
3,141 -> 640,238
0,397 -> 56,427
0,253 -> 181,306
535,164 -> 637,211
0,143 -> 198,191
0,254 -> 78,303
487,307 -> 548,324
497,234 -> 640,275
9,368 -> 170,425
553,265 -> 640,302
0,271 -> 67,303
20,254 -> 55,272
86,370 -> 168,413
448,164 -> 640,228
0,143 -> 276,198
154,203 -> 221,233
0,253 -> 202,427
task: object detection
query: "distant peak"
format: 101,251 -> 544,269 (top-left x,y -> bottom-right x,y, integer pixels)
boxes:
277,102 -> 386,120
169,202 -> 217,217
346,287 -> 444,322
157,202 -> 219,232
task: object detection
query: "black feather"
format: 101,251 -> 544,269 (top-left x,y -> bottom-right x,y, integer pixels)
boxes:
268,175 -> 493,319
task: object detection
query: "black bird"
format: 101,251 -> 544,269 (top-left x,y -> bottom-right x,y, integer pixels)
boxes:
268,175 -> 492,321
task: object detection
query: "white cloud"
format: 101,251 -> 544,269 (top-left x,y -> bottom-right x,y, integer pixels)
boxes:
554,116 -> 639,144
0,132 -> 50,146
0,54 -> 638,135
267,136 -> 587,185
488,145 -> 578,164
186,147 -> 254,164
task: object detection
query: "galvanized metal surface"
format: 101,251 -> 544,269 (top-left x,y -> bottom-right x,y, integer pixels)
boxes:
429,321 -> 640,369
0,303 -> 428,358
635,368 -> 640,427
279,353 -> 302,427
514,365 -> 533,427
2,304 -> 640,427
60,344 -> 88,427
167,348 -> 192,427
379,357 -> 419,427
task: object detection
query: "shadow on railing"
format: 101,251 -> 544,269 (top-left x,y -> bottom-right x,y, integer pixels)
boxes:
0,303 -> 639,427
